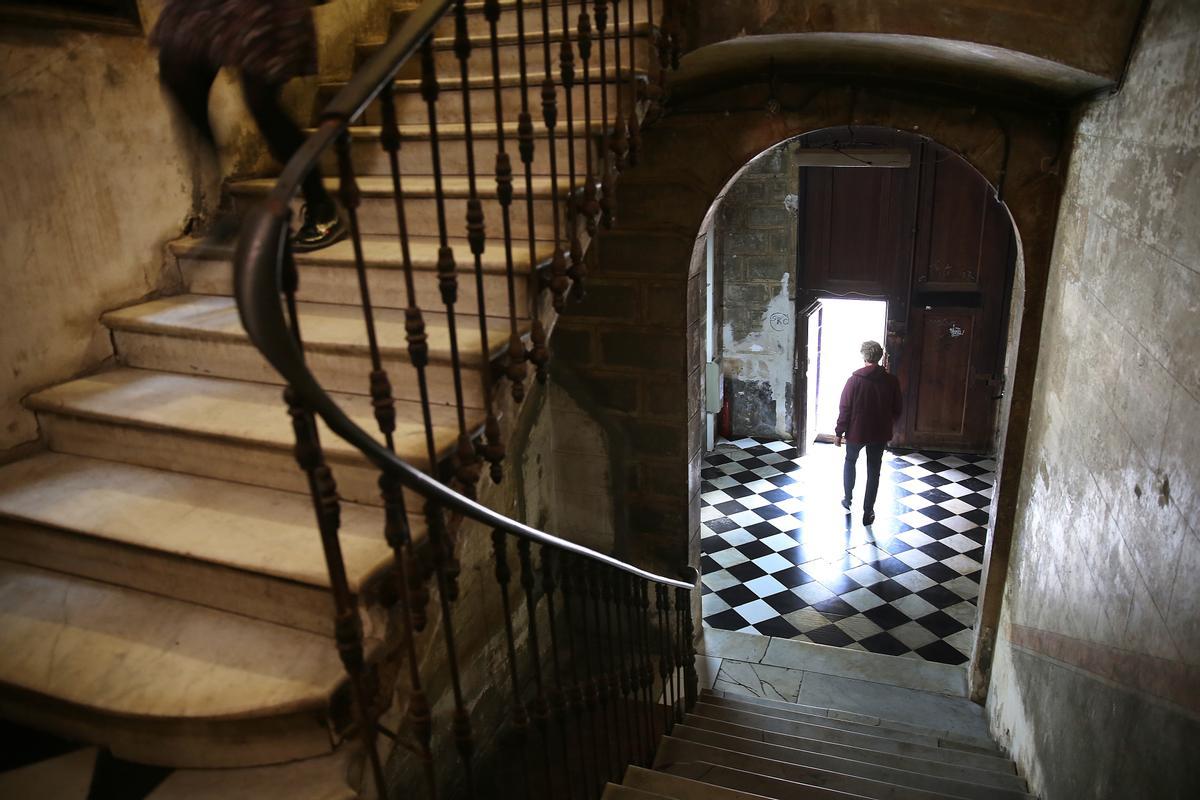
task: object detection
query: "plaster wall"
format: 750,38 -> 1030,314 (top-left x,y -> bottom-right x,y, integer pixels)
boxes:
986,1 -> 1200,796
0,0 -> 393,456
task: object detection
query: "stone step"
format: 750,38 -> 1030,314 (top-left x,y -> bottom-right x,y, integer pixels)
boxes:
322,121 -> 593,177
696,692 -> 985,756
699,690 -> 999,755
646,759 -> 875,800
681,715 -> 1025,793
423,0 -> 653,42
654,737 -> 960,800
691,702 -> 1014,776
621,764 -> 864,799
173,233 -> 541,319
0,746 -> 97,800
669,726 -> 1029,800
324,66 -> 644,127
0,561 -> 353,767
145,748 -> 357,800
365,22 -> 653,80
229,173 -> 570,242
103,294 -> 510,407
0,452 -> 401,637
25,368 -> 473,507
600,783 -> 673,800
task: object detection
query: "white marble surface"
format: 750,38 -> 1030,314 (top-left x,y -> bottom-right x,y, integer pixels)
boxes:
146,749 -> 356,800
26,367 -> 463,468
712,659 -> 803,703
0,747 -> 97,800
0,563 -> 349,719
0,452 -> 396,590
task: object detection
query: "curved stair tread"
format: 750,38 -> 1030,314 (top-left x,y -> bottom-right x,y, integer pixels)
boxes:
345,65 -> 645,93
0,562 -> 350,721
25,368 -> 471,469
600,785 -> 675,800
103,294 -> 515,365
0,452 -> 404,593
145,749 -> 356,800
172,233 -> 548,274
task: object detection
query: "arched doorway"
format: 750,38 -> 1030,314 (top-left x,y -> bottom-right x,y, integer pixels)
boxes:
696,126 -> 1023,668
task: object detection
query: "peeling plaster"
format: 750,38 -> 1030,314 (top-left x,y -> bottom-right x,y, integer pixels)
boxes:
722,273 -> 795,438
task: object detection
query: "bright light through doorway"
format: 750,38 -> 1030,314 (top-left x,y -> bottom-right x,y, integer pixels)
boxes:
809,298 -> 888,438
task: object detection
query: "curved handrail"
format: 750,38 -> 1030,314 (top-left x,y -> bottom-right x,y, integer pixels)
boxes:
233,0 -> 692,591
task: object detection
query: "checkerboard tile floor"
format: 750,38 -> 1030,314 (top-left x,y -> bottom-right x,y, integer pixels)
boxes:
700,437 -> 995,665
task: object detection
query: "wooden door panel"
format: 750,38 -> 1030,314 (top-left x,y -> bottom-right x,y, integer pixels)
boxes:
914,155 -> 990,292
912,310 -> 977,436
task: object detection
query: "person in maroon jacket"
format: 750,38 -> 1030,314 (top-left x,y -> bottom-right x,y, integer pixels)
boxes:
835,340 -> 903,525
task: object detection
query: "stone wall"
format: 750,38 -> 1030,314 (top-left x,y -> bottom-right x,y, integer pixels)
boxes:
985,1 -> 1200,796
715,144 -> 798,439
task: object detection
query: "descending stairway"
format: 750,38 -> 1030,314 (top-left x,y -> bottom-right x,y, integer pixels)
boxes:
0,0 -> 653,778
602,688 -> 1029,800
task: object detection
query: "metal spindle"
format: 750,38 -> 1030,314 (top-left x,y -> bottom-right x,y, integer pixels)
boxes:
427,501 -> 476,795
655,584 -> 672,734
335,128 -> 440,794
577,5 -> 599,238
673,585 -> 685,722
599,569 -> 629,772
559,0 -> 584,302
625,0 -> 641,166
615,574 -> 642,765
593,0 -> 613,229
559,556 -> 597,795
517,538 -> 555,797
513,1 -> 550,384
586,561 -> 619,781
420,37 -> 480,505
609,0 -> 628,173
277,246 -> 387,796
452,0 -> 506,484
541,547 -> 579,800
482,0 -> 528,405
491,532 -> 533,798
538,0 -> 569,313
679,579 -> 699,712
637,581 -> 656,762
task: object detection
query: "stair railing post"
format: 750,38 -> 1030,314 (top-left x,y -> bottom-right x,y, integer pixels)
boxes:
490,531 -> 533,798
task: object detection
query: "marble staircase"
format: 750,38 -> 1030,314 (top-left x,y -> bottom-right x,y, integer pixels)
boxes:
602,687 -> 1027,800
0,0 -> 656,785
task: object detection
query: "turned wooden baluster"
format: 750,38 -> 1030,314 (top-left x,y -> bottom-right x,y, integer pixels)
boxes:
491,531 -> 533,798
277,245 -> 387,796
451,0 -> 506,484
541,547 -> 579,800
420,37 -> 480,507
334,129 -> 439,795
559,556 -> 597,795
516,538 -> 555,797
625,0 -> 642,166
482,0 -> 528,405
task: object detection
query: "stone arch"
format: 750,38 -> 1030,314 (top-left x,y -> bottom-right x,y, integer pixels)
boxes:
553,79 -> 1066,692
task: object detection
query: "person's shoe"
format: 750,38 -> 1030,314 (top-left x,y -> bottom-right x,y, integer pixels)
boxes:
292,204 -> 347,252
841,497 -> 852,513
863,510 -> 876,526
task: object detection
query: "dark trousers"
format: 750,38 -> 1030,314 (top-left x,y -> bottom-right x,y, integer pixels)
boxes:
844,442 -> 885,513
158,53 -> 332,213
